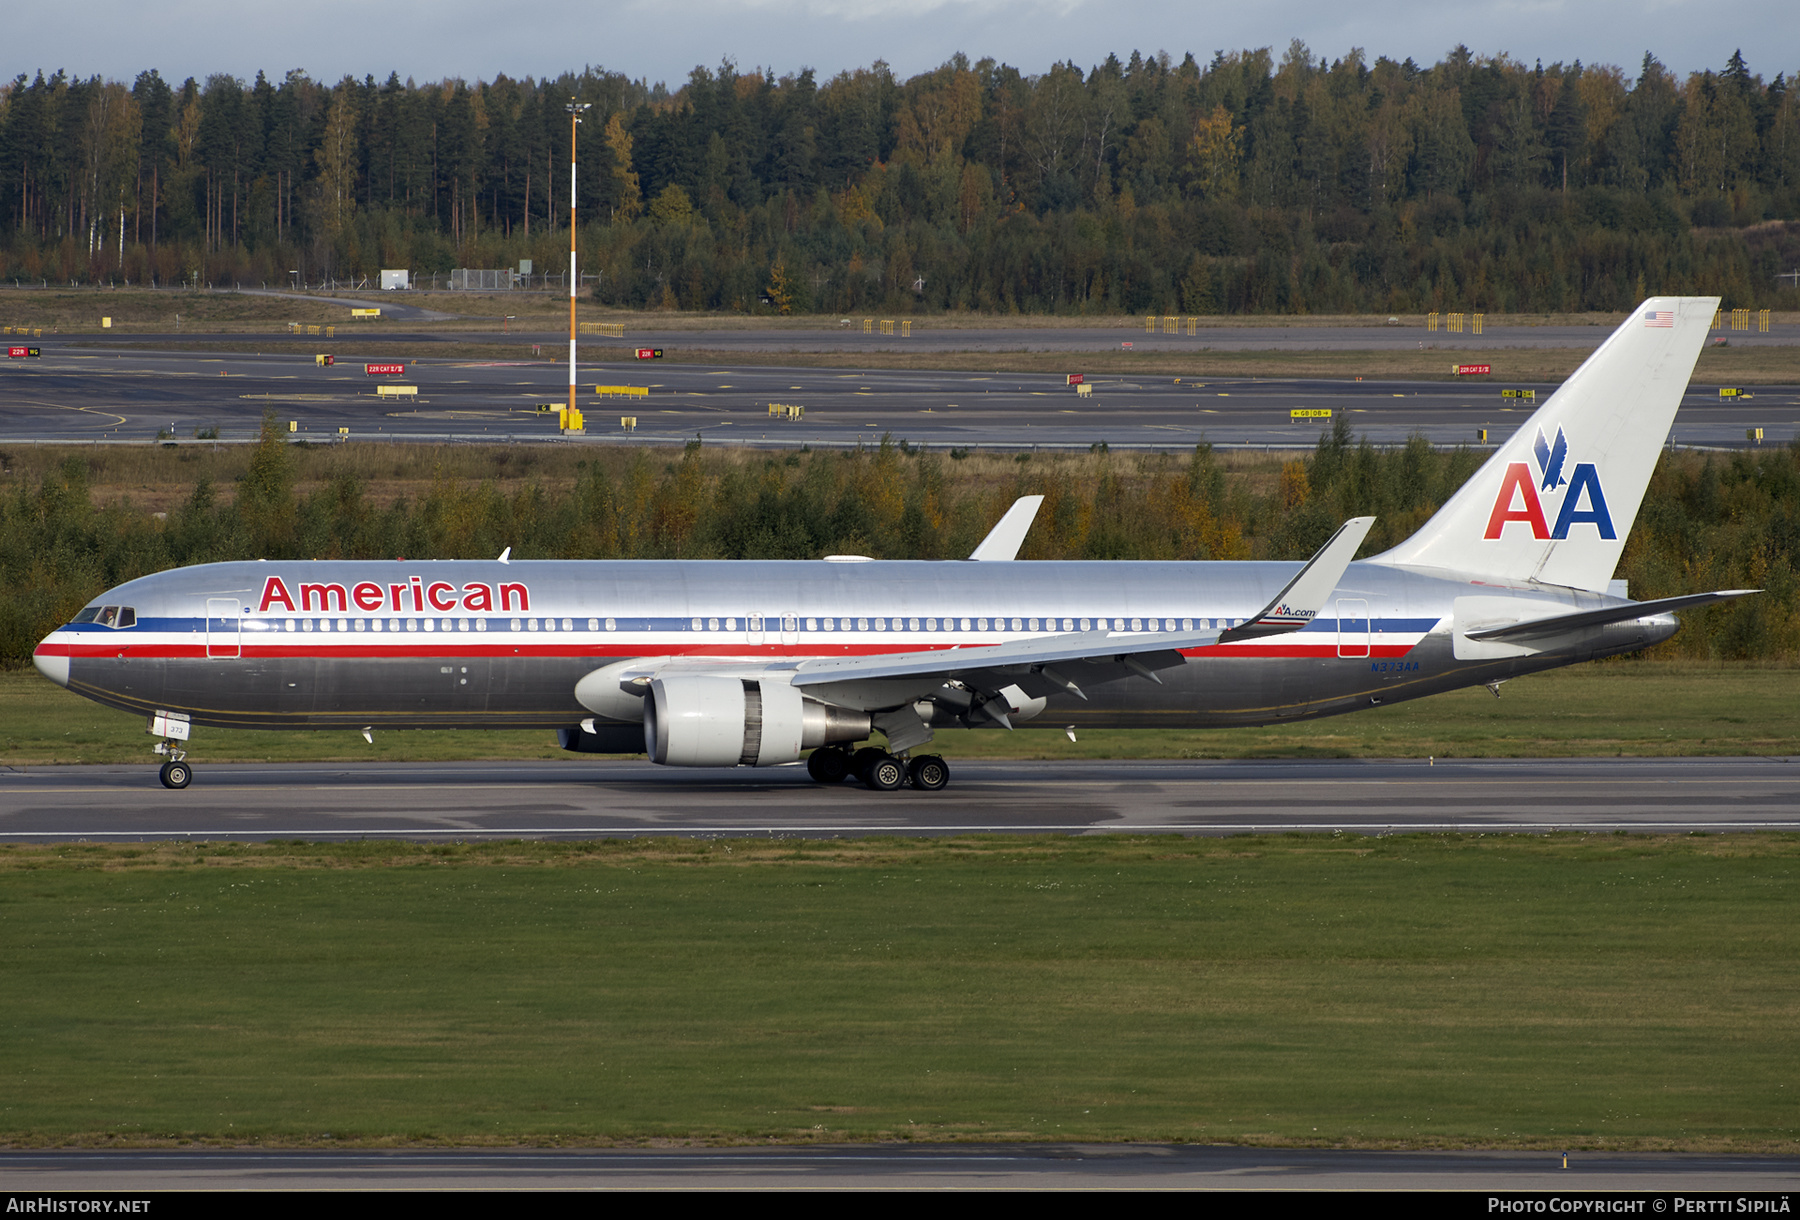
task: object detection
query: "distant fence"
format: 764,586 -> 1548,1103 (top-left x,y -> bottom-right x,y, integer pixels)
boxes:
420,271 -> 596,292
449,269 -> 514,291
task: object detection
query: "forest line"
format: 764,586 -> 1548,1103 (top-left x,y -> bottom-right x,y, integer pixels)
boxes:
3,44 -> 1799,314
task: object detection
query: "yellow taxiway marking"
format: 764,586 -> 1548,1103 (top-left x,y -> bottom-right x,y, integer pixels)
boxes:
18,400 -> 128,428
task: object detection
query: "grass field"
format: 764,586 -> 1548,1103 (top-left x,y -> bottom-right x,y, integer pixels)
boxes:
69,336 -> 1800,385
629,342 -> 1800,385
3,661 -> 1795,767
0,834 -> 1795,1148
23,286 -> 1794,332
30,285 -> 1793,379
0,288 -> 367,332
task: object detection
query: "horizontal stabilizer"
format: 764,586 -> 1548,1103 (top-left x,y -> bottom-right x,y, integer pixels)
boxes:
1465,590 -> 1759,643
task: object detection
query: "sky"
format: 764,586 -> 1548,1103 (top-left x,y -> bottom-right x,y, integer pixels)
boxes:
6,0 -> 1796,90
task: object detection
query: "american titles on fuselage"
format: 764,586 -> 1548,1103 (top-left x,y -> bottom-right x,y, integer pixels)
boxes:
259,574 -> 530,615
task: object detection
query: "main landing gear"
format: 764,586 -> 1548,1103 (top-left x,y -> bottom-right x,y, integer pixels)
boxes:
806,745 -> 950,792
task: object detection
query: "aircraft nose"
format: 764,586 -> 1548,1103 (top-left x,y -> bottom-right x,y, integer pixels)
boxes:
32,638 -> 70,687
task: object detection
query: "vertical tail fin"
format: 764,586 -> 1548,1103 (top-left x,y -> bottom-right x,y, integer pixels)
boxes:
1371,296 -> 1718,591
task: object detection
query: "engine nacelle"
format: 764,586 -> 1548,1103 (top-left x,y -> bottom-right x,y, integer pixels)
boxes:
644,676 -> 870,767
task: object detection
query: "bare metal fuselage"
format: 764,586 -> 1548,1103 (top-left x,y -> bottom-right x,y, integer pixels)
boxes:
39,557 -> 1674,736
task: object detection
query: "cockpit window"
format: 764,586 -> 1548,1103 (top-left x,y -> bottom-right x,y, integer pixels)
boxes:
73,606 -> 135,628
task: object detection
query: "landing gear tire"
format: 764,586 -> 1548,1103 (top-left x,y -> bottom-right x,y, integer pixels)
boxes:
908,755 -> 949,791
806,748 -> 851,784
159,760 -> 191,790
864,753 -> 906,791
849,746 -> 888,783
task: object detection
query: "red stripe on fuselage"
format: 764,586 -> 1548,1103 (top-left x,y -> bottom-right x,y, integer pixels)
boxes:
36,639 -> 1422,662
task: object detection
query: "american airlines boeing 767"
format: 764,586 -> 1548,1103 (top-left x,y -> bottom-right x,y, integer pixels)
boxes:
31,297 -> 1752,790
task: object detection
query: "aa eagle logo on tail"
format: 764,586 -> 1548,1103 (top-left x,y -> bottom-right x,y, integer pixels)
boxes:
1533,426 -> 1569,491
1484,428 -> 1616,541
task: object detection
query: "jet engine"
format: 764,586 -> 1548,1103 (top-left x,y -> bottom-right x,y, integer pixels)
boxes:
644,676 -> 870,767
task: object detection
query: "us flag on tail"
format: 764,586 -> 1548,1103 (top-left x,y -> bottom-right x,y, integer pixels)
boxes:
1643,310 -> 1674,328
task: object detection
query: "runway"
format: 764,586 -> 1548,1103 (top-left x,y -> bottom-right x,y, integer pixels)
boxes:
4,756 -> 1796,840
2,1144 -> 1796,1190
4,340 -> 1797,449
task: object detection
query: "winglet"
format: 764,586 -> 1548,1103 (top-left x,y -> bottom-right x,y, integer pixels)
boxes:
1220,516 -> 1375,643
969,496 -> 1045,561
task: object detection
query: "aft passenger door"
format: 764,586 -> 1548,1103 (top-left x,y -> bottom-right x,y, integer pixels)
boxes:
1335,598 -> 1370,658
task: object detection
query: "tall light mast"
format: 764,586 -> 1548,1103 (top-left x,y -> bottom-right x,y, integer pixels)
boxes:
566,101 -> 591,422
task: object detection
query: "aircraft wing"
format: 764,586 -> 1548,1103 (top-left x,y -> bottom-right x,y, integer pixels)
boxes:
790,516 -> 1375,706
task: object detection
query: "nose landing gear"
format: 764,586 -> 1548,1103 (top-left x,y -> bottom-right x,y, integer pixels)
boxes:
150,711 -> 193,789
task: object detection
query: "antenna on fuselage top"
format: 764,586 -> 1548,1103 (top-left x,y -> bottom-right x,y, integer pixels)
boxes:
498,547 -> 511,565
